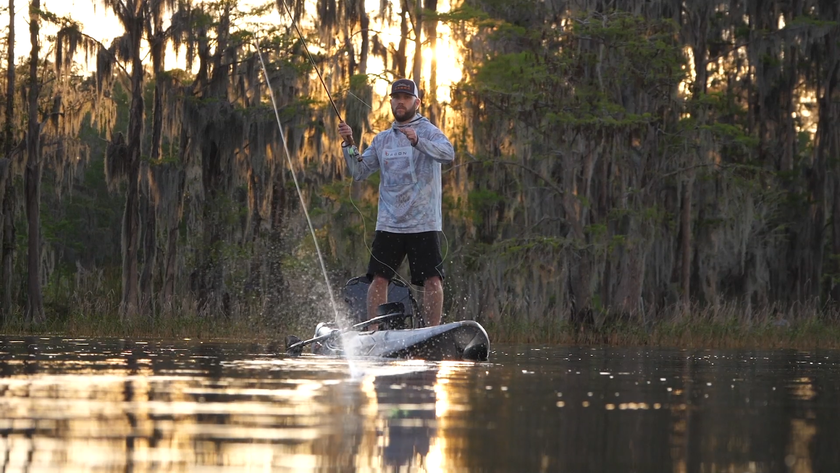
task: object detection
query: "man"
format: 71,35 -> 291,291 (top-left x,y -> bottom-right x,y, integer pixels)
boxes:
338,78 -> 454,326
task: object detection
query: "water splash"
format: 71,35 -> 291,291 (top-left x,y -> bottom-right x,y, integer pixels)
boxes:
254,39 -> 340,323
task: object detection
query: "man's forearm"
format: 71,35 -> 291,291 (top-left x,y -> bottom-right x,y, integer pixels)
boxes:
342,144 -> 376,181
415,135 -> 454,164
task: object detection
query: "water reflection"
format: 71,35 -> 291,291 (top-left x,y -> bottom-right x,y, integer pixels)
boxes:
2,338 -> 840,471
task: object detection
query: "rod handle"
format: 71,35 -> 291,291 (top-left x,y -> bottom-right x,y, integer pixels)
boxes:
340,121 -> 361,161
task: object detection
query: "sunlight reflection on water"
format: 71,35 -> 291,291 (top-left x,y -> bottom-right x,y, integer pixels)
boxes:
1,338 -> 839,472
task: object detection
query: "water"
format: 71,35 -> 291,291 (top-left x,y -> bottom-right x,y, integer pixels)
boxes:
1,337 -> 839,472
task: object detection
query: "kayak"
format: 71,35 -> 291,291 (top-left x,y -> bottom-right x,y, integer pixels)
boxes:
284,275 -> 490,361
309,320 -> 490,361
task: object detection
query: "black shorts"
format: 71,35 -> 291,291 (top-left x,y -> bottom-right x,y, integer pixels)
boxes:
367,231 -> 445,286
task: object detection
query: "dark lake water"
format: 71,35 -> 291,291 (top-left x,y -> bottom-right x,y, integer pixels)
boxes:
1,336 -> 839,472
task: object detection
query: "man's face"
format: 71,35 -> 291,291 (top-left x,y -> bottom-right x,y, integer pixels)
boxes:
390,93 -> 419,122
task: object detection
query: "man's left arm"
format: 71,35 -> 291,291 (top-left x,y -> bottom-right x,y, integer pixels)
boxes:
414,128 -> 454,164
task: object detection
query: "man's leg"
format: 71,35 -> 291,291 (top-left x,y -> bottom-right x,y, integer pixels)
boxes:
367,274 -> 390,321
422,276 -> 443,326
366,231 -> 405,325
406,231 -> 445,326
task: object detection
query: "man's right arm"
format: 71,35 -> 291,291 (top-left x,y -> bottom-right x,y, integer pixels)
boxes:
342,140 -> 379,181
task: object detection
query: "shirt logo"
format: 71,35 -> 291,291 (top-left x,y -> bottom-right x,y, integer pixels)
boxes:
382,146 -> 416,187
384,149 -> 410,158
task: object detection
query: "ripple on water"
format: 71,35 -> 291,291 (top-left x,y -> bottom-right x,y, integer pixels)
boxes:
1,338 -> 839,472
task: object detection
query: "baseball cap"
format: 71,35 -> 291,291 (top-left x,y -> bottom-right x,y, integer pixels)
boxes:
390,79 -> 419,98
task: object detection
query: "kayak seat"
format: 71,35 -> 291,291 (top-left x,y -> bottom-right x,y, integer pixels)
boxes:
343,275 -> 420,329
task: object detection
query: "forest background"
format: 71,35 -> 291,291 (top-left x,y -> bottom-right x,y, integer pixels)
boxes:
2,0 -> 840,347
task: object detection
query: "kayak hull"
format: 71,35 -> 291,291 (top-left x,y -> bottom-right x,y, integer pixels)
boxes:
313,320 -> 490,361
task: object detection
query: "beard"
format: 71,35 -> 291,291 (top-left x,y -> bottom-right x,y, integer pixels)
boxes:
391,102 -> 417,122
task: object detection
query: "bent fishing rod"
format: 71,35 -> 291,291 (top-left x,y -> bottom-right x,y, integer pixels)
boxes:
269,0 -> 439,293
274,0 -> 362,160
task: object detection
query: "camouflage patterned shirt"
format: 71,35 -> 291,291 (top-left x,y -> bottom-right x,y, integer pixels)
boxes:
342,114 -> 455,233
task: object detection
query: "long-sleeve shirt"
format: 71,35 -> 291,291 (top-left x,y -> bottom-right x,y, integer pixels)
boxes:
342,114 -> 455,233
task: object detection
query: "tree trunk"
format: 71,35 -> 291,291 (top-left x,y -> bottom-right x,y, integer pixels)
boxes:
397,1 -> 408,77
359,6 -> 369,74
140,36 -> 166,315
412,0 -> 422,85
121,16 -> 145,320
162,214 -> 179,306
25,0 -> 44,324
569,254 -> 594,326
0,163 -> 11,322
817,51 -> 838,302
563,146 -> 593,324
679,3 -> 708,309
614,227 -> 647,317
139,178 -> 156,314
265,176 -> 290,323
426,0 -> 439,122
2,0 -> 15,322
163,127 -> 189,309
195,5 -> 232,317
832,148 -> 840,302
0,180 -> 10,322
343,21 -> 357,76
2,0 -> 12,157
679,178 -> 692,306
2,0 -> 12,162
823,0 -> 840,305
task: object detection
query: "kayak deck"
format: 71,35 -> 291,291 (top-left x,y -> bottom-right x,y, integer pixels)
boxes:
312,321 -> 490,361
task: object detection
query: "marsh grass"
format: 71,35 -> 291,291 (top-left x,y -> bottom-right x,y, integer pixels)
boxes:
484,301 -> 840,349
1,259 -> 326,342
2,305 -> 286,342
6,283 -> 840,350
4,274 -> 312,343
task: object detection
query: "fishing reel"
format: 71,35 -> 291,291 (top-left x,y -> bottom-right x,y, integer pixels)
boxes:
348,144 -> 362,162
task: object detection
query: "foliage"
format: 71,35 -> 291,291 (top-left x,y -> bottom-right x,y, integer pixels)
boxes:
4,0 -> 840,347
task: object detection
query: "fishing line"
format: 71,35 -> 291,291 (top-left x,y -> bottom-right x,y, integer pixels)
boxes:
345,137 -> 450,294
348,168 -> 451,323
254,37 -> 341,322
347,91 -> 373,110
273,0 -> 410,284
272,0 -> 450,317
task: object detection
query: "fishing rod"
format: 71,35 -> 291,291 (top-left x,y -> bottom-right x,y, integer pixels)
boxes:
271,0 -> 426,294
275,0 -> 361,158
252,1 -> 370,326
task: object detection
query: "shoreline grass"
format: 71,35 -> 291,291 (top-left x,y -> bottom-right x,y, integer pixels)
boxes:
4,291 -> 840,349
483,301 -> 840,349
483,317 -> 840,350
3,307 -> 840,351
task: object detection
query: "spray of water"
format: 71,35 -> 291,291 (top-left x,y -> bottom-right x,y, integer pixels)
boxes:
254,39 -> 341,324
254,37 -> 369,378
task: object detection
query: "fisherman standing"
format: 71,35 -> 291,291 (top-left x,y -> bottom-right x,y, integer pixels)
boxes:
338,79 -> 455,326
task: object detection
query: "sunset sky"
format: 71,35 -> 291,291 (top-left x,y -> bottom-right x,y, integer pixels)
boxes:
2,0 -> 463,104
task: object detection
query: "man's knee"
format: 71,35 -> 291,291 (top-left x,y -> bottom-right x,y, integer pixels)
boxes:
425,275 -> 442,291
370,274 -> 390,290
